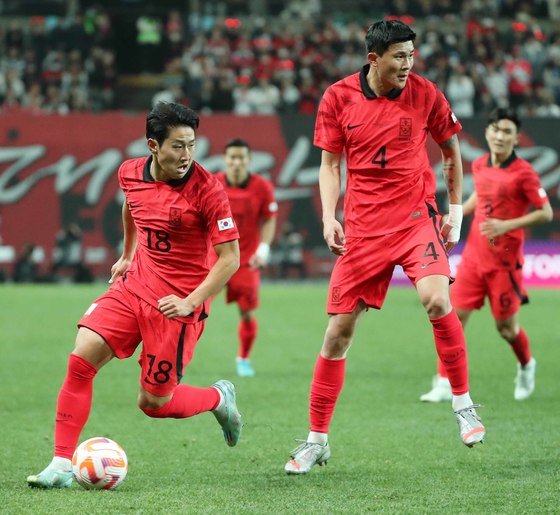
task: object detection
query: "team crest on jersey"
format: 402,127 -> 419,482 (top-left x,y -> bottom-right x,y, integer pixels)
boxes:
169,207 -> 182,226
399,118 -> 412,140
331,287 -> 341,303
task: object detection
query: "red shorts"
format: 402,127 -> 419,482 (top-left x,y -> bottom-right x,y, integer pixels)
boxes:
327,217 -> 450,314
226,265 -> 260,311
78,281 -> 205,396
451,257 -> 528,320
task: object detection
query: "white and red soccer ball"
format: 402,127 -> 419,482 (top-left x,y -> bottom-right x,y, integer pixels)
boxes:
72,437 -> 128,490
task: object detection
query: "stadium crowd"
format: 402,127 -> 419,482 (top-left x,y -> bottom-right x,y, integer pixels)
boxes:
1,0 -> 560,117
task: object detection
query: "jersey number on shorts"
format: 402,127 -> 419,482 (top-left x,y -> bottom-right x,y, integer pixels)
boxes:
424,242 -> 440,260
371,145 -> 388,169
144,353 -> 173,385
145,228 -> 171,252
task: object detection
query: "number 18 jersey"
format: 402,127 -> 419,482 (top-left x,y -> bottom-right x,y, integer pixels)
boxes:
314,66 -> 461,238
117,156 -> 239,323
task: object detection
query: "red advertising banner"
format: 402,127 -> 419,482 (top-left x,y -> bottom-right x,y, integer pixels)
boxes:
1,113 -> 559,285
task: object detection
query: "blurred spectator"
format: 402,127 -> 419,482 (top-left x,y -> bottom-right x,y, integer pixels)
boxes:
13,243 -> 40,283
50,223 -> 92,283
278,222 -> 306,279
2,3 -> 560,117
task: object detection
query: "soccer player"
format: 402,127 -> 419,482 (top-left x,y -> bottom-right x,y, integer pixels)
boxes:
27,102 -> 243,489
420,108 -> 552,403
214,139 -> 277,377
284,20 -> 485,475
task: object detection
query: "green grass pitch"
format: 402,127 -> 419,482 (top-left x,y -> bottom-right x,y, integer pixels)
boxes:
1,283 -> 559,513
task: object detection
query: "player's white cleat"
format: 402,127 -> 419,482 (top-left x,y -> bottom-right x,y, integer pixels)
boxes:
212,380 -> 242,447
27,464 -> 73,489
284,440 -> 331,475
454,404 -> 485,447
420,375 -> 452,402
236,358 -> 255,377
514,357 -> 536,401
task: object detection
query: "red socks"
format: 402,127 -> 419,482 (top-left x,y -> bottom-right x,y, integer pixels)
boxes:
430,311 -> 469,395
54,354 -> 98,459
238,318 -> 257,359
309,354 -> 346,433
509,328 -> 531,366
141,384 -> 220,419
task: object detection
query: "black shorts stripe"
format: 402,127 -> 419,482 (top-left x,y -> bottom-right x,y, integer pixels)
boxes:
509,271 -> 529,305
426,202 -> 447,256
176,323 -> 187,383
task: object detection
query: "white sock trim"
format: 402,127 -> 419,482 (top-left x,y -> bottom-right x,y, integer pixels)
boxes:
452,392 -> 474,411
307,431 -> 328,445
51,456 -> 72,471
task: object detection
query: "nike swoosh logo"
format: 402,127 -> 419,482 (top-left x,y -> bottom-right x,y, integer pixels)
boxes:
347,123 -> 365,130
421,260 -> 438,269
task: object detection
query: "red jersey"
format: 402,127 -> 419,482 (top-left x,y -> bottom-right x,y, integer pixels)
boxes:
314,66 -> 461,238
118,156 -> 239,323
215,172 -> 277,267
462,152 -> 548,271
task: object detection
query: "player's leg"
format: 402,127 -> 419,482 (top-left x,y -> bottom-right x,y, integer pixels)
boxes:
27,328 -> 114,489
416,274 -> 485,446
236,308 -> 257,377
487,269 -> 535,400
137,311 -> 242,446
420,308 -> 473,402
285,303 -> 366,474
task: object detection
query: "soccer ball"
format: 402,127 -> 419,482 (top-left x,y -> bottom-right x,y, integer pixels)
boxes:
72,437 -> 128,490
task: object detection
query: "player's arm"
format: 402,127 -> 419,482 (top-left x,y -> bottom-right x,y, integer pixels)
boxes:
463,192 -> 477,217
480,201 -> 553,238
438,134 -> 464,251
158,240 -> 240,319
249,216 -> 277,268
109,201 -> 137,283
320,149 -> 346,255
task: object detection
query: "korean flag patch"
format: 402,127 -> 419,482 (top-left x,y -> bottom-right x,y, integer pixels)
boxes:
218,217 -> 234,231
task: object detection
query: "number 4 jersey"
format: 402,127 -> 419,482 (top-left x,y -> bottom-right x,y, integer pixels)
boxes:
314,65 -> 461,238
117,156 -> 239,323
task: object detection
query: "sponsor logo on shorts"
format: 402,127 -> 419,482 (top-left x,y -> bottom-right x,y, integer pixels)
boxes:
451,112 -> 458,123
331,287 -> 341,303
218,217 -> 234,231
269,201 -> 278,212
84,303 -> 98,316
421,261 -> 437,269
399,118 -> 412,140
169,207 -> 182,226
538,187 -> 547,198
411,211 -> 421,218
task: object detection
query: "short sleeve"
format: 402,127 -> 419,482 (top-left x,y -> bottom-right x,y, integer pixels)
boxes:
313,87 -> 344,153
259,179 -> 278,219
427,86 -> 462,144
201,179 -> 240,246
522,167 -> 548,209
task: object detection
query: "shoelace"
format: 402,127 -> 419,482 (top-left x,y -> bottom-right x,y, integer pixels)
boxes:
289,439 -> 325,457
454,403 -> 482,415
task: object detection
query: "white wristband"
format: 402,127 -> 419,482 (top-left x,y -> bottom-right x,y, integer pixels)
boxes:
256,242 -> 270,264
447,204 -> 463,242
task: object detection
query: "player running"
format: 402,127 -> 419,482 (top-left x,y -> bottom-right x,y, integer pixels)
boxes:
27,102 -> 243,489
214,139 -> 277,377
420,108 -> 552,403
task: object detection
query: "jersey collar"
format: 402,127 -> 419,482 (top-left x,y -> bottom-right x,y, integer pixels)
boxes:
142,155 -> 195,186
360,65 -> 403,100
486,151 -> 518,169
226,173 -> 252,189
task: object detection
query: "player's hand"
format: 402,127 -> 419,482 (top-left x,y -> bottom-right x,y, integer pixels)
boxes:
249,242 -> 270,269
249,254 -> 265,269
440,204 -> 463,252
323,218 -> 347,256
109,256 -> 132,284
480,218 -> 509,239
158,295 -> 195,319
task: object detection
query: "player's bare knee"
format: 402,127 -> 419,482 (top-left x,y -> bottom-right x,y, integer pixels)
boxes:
497,324 -> 516,343
323,324 -> 353,358
137,390 -> 170,412
423,293 -> 450,318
